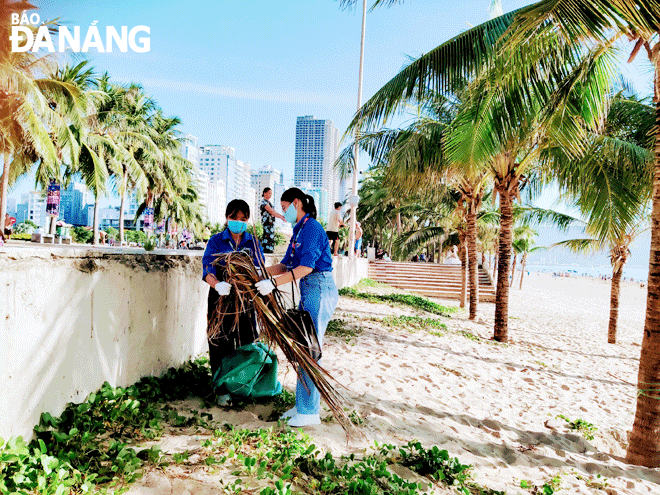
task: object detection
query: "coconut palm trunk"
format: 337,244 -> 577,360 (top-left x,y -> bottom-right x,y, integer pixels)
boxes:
119,188 -> 126,245
493,242 -> 499,279
494,187 -> 514,342
608,257 -> 626,345
0,152 -> 9,235
628,62 -> 660,467
459,238 -> 467,308
93,200 -> 100,246
466,202 -> 479,319
510,253 -> 517,288
519,252 -> 528,290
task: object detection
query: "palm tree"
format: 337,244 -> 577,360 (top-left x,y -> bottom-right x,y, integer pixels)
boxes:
503,3 -> 660,464
547,93 -> 654,344
0,1 -> 62,230
135,111 -> 190,237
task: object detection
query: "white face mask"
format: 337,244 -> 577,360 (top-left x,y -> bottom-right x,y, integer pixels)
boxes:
284,202 -> 298,225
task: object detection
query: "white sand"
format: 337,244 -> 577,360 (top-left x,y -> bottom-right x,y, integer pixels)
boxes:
127,274 -> 660,494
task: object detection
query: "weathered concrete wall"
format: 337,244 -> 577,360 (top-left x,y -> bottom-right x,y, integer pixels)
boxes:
0,246 -> 367,440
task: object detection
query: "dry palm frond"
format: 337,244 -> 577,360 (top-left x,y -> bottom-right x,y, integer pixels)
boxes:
210,250 -> 354,436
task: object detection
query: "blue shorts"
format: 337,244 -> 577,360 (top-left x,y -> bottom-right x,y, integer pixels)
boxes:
355,238 -> 362,251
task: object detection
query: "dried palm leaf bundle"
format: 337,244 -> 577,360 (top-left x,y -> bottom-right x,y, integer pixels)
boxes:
210,250 -> 354,435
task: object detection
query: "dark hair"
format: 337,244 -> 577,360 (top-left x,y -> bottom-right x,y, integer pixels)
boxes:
334,202 -> 342,209
225,199 -> 250,219
262,187 -> 272,195
280,187 -> 317,219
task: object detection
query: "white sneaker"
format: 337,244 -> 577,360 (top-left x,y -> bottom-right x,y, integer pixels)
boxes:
280,406 -> 297,420
216,394 -> 231,406
287,413 -> 321,427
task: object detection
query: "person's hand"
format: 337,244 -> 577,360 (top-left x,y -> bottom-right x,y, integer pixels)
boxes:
214,281 -> 231,296
255,279 -> 275,296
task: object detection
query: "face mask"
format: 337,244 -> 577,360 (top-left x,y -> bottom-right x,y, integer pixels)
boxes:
284,203 -> 298,226
227,220 -> 247,234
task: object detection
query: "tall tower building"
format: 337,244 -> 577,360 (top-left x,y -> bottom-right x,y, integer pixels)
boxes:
199,145 -> 254,219
294,116 -> 340,221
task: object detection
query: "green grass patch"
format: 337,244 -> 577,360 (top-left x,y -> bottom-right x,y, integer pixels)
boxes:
326,319 -> 362,343
556,415 -> 597,441
380,316 -> 447,335
339,287 -> 457,317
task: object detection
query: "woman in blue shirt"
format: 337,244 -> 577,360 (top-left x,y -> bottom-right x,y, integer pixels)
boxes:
203,199 -> 265,405
256,188 -> 339,427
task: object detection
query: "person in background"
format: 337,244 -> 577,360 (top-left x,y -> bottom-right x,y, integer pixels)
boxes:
255,188 -> 339,427
202,199 -> 265,406
4,213 -> 13,240
260,187 -> 286,253
354,221 -> 363,257
382,251 -> 392,262
326,202 -> 345,256
419,252 -> 427,262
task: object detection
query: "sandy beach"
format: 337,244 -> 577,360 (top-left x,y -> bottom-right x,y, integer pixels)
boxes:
126,273 -> 659,494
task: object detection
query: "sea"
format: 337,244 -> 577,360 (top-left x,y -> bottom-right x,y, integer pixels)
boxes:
524,264 -> 649,282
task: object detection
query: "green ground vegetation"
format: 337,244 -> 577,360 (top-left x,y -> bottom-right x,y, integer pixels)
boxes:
0,358 -> 505,495
338,286 -> 457,317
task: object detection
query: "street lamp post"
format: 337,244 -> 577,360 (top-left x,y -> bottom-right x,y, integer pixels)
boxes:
348,0 -> 367,258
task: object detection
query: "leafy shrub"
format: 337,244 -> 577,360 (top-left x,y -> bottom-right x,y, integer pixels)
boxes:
71,226 -> 93,244
8,233 -> 31,240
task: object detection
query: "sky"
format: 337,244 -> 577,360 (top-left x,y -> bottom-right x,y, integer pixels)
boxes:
7,0 -> 654,212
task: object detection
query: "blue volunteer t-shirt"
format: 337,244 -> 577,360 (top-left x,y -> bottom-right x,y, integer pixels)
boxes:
202,229 -> 265,280
281,214 -> 333,272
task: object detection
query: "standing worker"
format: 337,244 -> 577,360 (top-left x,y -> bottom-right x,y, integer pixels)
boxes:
255,188 -> 339,427
326,202 -> 345,257
202,199 -> 265,405
260,187 -> 286,253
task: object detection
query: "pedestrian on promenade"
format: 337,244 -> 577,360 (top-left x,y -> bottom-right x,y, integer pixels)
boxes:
255,187 -> 339,427
354,221 -> 363,257
4,213 -> 13,239
326,202 -> 345,256
260,187 -> 286,253
202,199 -> 265,406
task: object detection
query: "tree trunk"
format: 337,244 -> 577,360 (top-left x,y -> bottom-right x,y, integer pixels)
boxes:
466,202 -> 479,319
627,58 -> 660,467
93,199 -> 100,246
459,239 -> 467,308
519,252 -> 528,290
510,253 -> 517,288
608,261 -> 624,344
396,212 -> 402,235
494,188 -> 514,342
493,244 -> 498,279
0,152 -> 9,238
119,186 -> 126,245
49,215 -> 57,235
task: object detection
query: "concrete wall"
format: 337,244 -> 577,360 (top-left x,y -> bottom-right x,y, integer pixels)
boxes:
0,246 -> 367,440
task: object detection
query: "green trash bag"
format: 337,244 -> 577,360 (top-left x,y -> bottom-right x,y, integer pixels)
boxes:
212,342 -> 283,398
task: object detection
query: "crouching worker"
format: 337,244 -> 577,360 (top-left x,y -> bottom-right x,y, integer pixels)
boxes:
203,199 -> 280,405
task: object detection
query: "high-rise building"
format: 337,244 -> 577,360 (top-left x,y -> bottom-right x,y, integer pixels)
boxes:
15,204 -> 28,224
182,134 -> 209,221
199,145 -> 254,216
59,182 -> 88,225
251,165 -> 285,219
207,179 -> 227,226
25,191 -> 47,229
294,116 -> 340,221
300,182 -> 329,225
6,198 -> 16,217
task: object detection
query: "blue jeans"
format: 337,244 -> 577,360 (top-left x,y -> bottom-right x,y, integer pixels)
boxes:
296,271 -> 338,415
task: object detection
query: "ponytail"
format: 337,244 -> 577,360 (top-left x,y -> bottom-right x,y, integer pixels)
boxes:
281,187 -> 318,219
